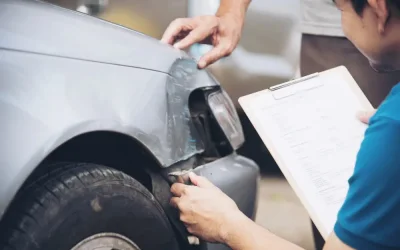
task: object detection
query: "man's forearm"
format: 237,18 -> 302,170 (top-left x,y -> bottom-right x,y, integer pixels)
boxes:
224,213 -> 305,250
216,0 -> 251,19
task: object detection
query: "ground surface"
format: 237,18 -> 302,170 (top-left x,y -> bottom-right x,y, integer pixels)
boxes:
256,175 -> 315,250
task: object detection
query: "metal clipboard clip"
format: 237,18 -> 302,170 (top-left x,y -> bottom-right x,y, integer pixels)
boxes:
269,73 -> 322,100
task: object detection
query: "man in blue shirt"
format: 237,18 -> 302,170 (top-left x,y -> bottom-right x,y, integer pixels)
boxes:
167,0 -> 400,249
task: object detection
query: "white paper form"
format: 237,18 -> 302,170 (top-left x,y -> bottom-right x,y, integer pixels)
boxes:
246,72 -> 369,236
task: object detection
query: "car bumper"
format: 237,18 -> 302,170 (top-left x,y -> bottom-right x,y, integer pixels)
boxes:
192,153 -> 260,250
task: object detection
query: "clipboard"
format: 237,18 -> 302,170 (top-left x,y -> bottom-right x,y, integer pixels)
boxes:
238,66 -> 374,239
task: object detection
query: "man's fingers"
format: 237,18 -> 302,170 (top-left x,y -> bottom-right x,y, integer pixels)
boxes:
170,197 -> 180,208
161,18 -> 192,45
170,197 -> 188,215
170,198 -> 193,223
198,43 -> 233,69
357,109 -> 376,124
174,26 -> 213,49
189,172 -> 215,189
170,183 -> 188,197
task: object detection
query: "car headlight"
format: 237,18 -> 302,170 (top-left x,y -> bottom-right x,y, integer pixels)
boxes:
208,90 -> 245,150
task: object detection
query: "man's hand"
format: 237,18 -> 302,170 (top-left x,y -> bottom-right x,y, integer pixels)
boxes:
161,13 -> 244,69
357,109 -> 376,124
170,172 -> 243,243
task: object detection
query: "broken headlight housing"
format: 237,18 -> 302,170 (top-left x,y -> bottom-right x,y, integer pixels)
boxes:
207,90 -> 245,150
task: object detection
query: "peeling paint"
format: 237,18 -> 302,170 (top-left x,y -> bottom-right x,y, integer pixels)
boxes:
165,59 -> 204,163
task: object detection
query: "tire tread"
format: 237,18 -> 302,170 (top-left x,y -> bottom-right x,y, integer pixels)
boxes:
0,162 -> 161,250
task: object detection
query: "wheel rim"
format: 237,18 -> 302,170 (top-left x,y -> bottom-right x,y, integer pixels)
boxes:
71,232 -> 141,250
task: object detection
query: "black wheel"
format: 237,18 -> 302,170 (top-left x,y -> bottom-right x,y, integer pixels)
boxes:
0,163 -> 180,250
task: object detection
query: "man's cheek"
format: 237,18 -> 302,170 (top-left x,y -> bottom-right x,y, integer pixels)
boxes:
341,16 -> 353,40
342,12 -> 365,41
342,24 -> 368,57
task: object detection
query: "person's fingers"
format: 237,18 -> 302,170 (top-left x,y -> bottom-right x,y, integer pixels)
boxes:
170,183 -> 188,197
198,41 -> 233,68
170,197 -> 189,215
357,109 -> 376,124
161,18 -> 192,45
170,197 -> 180,208
173,25 -> 214,49
180,213 -> 192,223
187,227 -> 197,235
189,172 -> 215,188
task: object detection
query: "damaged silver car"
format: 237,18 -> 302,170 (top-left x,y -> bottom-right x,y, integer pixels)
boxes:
0,1 -> 259,250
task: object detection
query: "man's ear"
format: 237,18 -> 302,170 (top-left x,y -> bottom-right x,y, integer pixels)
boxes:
368,0 -> 390,34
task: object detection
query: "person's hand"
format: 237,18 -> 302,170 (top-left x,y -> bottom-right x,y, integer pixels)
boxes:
357,109 -> 376,124
161,13 -> 244,69
170,172 -> 244,243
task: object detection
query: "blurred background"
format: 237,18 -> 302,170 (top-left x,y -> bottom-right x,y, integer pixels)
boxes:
43,0 -> 314,249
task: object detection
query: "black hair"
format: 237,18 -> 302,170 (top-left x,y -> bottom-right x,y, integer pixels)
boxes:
350,0 -> 367,14
350,0 -> 400,14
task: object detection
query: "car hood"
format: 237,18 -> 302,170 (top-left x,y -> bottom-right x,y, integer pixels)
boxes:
0,0 -> 186,73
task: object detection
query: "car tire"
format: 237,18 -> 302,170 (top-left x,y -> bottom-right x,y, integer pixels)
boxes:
0,163 -> 180,250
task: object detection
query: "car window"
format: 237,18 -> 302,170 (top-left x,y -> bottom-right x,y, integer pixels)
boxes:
43,0 -> 187,39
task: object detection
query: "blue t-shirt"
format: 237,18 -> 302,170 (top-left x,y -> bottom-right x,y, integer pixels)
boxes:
334,83 -> 400,249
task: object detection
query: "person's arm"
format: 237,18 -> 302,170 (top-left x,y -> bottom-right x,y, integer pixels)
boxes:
226,112 -> 400,250
170,172 -> 364,250
161,0 -> 250,44
212,203 -> 356,250
170,109 -> 400,250
222,212 -> 304,250
215,0 -> 251,19
170,174 -> 304,250
357,109 -> 376,124
323,232 -> 355,250
326,113 -> 400,250
161,0 -> 251,68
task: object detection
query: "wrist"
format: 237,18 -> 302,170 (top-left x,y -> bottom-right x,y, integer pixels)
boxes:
216,0 -> 250,20
220,211 -> 249,245
216,8 -> 245,21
